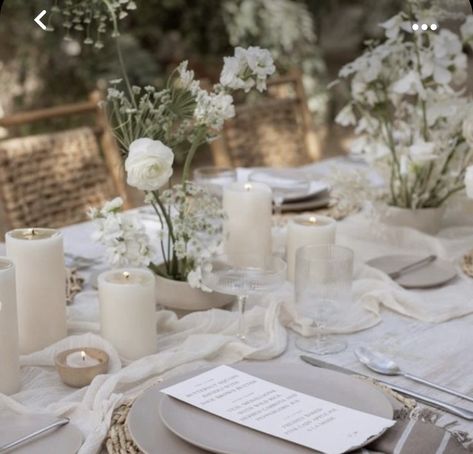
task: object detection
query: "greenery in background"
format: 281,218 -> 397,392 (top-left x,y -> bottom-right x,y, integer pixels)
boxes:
0,0 -> 416,137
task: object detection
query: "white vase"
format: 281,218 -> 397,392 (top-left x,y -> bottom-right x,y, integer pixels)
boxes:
155,273 -> 234,312
377,205 -> 446,235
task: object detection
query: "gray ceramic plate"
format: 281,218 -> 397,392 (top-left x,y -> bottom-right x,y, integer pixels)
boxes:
128,362 -> 393,454
281,192 -> 331,213
367,254 -> 457,289
0,414 -> 82,454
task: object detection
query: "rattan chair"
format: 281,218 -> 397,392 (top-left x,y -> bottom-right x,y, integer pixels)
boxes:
210,71 -> 320,168
0,91 -> 130,233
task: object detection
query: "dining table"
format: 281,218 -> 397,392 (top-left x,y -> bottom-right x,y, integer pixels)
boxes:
2,155 -> 473,454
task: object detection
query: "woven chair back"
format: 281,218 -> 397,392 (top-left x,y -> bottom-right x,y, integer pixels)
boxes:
0,127 -> 115,230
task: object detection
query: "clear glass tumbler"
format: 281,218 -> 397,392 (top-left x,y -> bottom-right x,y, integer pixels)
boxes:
193,166 -> 237,197
295,244 -> 354,355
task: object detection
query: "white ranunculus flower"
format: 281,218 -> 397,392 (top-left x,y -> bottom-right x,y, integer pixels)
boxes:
409,140 -> 437,163
465,166 -> 473,199
462,111 -> 473,146
125,138 -> 174,191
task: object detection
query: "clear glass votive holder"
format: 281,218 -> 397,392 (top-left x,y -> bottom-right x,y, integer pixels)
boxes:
295,244 -> 354,355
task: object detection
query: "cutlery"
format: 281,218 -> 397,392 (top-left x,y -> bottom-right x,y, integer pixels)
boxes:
387,254 -> 436,280
0,417 -> 70,452
355,346 -> 473,403
300,355 -> 473,421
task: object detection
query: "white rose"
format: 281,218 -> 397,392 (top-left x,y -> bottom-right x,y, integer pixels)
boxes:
125,138 -> 174,191
465,166 -> 473,199
462,112 -> 473,146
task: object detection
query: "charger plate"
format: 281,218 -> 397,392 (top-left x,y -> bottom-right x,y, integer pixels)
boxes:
127,362 -> 393,454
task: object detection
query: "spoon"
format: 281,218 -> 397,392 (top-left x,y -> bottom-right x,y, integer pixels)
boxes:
355,346 -> 473,403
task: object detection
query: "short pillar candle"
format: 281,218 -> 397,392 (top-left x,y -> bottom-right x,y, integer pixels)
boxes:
98,268 -> 156,360
286,215 -> 336,281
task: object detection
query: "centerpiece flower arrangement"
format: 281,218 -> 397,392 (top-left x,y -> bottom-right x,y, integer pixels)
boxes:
335,5 -> 473,212
90,46 -> 275,291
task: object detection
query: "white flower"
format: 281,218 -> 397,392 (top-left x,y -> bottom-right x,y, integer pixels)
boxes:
245,47 -> 274,77
219,47 -> 274,93
434,30 -> 462,60
194,90 -> 235,131
187,267 -> 211,292
125,138 -> 174,191
465,166 -> 473,199
380,13 -> 410,40
409,140 -> 437,163
462,111 -> 473,146
101,197 -> 123,215
461,16 -> 473,42
391,71 -> 425,98
335,103 -> 356,126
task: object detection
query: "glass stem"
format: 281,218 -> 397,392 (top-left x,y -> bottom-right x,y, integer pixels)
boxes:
274,196 -> 284,226
237,295 -> 248,340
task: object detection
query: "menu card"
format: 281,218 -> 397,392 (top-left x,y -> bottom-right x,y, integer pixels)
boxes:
161,366 -> 395,454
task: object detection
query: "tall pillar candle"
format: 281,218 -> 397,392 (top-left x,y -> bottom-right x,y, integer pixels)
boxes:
223,182 -> 272,264
0,258 -> 20,394
286,215 -> 336,281
98,268 -> 156,360
6,229 -> 67,354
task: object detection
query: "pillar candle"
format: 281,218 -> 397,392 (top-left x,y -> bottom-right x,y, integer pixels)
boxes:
0,258 -> 20,394
98,268 -> 156,360
286,215 -> 336,281
6,228 -> 67,354
223,182 -> 272,265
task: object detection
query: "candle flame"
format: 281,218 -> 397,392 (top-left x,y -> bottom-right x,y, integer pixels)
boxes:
244,183 -> 252,191
122,271 -> 130,279
309,216 -> 317,224
81,350 -> 86,361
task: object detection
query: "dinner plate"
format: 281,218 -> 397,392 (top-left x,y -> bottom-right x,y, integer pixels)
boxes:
0,413 -> 83,454
280,192 -> 331,213
128,362 -> 393,454
282,181 -> 330,203
366,254 -> 457,289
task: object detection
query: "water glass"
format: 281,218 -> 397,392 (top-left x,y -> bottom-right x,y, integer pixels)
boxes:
295,244 -> 354,355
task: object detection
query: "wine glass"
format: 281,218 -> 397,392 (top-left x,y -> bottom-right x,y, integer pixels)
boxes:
295,244 -> 354,355
193,166 -> 237,197
248,169 -> 310,222
202,254 -> 286,345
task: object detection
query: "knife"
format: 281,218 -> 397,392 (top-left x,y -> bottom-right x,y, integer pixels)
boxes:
300,355 -> 473,421
0,417 -> 70,452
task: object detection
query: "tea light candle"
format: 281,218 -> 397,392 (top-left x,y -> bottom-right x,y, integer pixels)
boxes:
55,348 -> 109,388
98,268 -> 156,360
0,258 -> 20,395
6,228 -> 67,354
223,182 -> 272,264
66,350 -> 101,368
286,215 -> 336,281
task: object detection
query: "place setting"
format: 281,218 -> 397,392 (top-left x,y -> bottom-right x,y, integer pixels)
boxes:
2,1 -> 473,454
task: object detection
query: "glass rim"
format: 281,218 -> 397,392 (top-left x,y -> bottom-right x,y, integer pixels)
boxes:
203,253 -> 287,271
193,166 -> 236,177
296,244 -> 354,263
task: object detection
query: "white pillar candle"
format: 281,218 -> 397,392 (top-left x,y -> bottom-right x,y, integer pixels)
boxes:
98,268 -> 156,360
286,215 -> 336,282
223,182 -> 272,264
0,258 -> 20,395
6,228 -> 67,354
66,350 -> 101,368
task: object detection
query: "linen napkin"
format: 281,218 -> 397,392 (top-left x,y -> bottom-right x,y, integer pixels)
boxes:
366,418 -> 468,454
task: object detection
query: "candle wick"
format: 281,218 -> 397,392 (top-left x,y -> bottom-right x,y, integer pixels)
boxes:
123,271 -> 130,280
244,183 -> 252,191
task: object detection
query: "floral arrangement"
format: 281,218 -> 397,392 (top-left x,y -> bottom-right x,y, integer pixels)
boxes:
335,5 -> 473,209
91,46 -> 275,289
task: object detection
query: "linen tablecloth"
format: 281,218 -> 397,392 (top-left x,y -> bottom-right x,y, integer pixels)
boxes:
2,157 -> 473,453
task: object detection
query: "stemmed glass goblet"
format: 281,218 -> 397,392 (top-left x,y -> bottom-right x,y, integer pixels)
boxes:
202,254 -> 286,345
